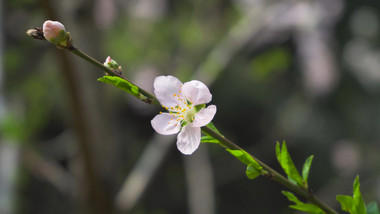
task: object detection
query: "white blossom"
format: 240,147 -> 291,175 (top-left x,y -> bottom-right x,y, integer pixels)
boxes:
151,75 -> 216,155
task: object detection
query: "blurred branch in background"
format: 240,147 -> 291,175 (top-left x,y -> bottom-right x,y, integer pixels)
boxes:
184,147 -> 215,214
116,135 -> 175,211
0,142 -> 19,214
21,147 -> 77,197
40,0 -> 112,213
0,0 -> 19,213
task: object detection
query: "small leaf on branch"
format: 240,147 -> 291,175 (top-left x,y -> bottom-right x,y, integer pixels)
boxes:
201,135 -> 220,144
337,195 -> 355,213
336,176 -> 367,214
226,149 -> 262,179
201,122 -> 222,144
246,163 -> 261,179
275,141 -> 304,187
227,149 -> 255,165
98,76 -> 152,103
282,191 -> 325,214
302,155 -> 314,184
353,176 -> 367,214
206,122 -> 222,134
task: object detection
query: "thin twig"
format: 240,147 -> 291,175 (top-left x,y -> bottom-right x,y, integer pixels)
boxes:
28,27 -> 340,214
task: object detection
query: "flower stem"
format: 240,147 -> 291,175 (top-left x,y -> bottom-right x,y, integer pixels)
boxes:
30,35 -> 339,214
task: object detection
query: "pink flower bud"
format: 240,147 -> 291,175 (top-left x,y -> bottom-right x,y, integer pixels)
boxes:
105,56 -> 112,64
42,20 -> 66,43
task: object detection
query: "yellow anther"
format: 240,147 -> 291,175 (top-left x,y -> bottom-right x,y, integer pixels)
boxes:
173,94 -> 176,97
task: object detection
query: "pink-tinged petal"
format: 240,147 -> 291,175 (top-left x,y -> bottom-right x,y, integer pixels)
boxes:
192,105 -> 217,127
176,125 -> 201,155
105,56 -> 111,63
42,20 -> 66,41
154,75 -> 183,107
182,80 -> 212,105
151,113 -> 181,135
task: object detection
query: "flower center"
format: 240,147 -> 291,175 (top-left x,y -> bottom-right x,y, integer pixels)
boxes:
160,88 -> 198,126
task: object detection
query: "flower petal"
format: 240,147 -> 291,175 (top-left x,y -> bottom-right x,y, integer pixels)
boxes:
192,105 -> 217,127
154,75 -> 183,107
42,20 -> 66,41
176,125 -> 201,155
182,80 -> 212,105
151,113 -> 181,135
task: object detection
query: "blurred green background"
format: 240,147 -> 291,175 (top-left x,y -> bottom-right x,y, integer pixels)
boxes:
1,0 -> 380,213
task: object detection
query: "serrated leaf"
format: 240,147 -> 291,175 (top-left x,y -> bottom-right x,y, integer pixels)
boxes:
367,202 -> 380,214
246,163 -> 261,179
282,191 -> 325,214
277,141 -> 304,187
302,155 -> 314,184
353,176 -> 366,214
200,135 -> 219,144
337,195 -> 354,213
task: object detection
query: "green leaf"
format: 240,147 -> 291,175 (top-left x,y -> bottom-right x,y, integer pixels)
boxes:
275,141 -> 281,163
200,135 -> 219,144
226,149 -> 254,165
302,155 -> 314,184
201,123 -> 221,144
337,195 -> 354,213
226,149 -> 262,169
367,202 -> 380,214
246,163 -> 261,180
206,122 -> 221,134
98,76 -> 151,102
98,76 -> 139,95
336,176 -> 367,214
226,149 -> 263,180
353,176 -> 367,214
282,191 -> 325,214
276,141 -> 304,187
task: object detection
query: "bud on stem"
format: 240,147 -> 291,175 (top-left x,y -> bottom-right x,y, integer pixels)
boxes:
103,56 -> 122,75
42,20 -> 71,48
